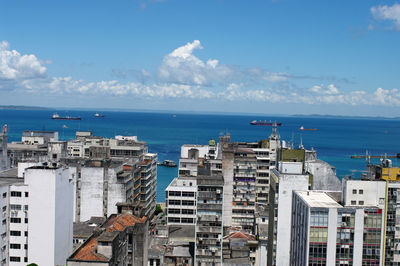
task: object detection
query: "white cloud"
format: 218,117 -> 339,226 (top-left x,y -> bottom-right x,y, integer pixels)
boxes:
0,41 -> 46,80
158,40 -> 288,86
309,84 -> 339,95
158,40 -> 234,86
371,3 -> 400,30
2,40 -> 400,109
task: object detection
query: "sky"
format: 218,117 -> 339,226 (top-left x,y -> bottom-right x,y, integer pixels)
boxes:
1,0 -> 400,116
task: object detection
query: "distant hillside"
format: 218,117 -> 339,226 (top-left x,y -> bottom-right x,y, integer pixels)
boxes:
292,114 -> 400,120
0,105 -> 53,110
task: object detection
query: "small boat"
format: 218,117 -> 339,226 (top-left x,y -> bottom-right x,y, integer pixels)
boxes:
158,160 -> 177,167
299,126 -> 317,131
52,113 -> 81,120
94,113 -> 105,118
250,120 -> 282,126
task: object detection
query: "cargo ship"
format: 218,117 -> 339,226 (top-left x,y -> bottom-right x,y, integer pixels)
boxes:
158,160 -> 177,167
250,120 -> 282,126
299,126 -> 317,131
52,113 -> 81,120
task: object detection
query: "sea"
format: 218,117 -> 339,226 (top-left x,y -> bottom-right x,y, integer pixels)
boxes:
1,109 -> 399,202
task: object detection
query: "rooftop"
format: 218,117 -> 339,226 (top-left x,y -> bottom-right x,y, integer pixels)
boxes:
296,190 -> 342,208
0,168 -> 21,186
69,213 -> 146,262
224,231 -> 256,241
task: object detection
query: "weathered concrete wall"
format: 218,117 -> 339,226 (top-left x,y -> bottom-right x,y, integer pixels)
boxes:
80,167 -> 104,221
106,168 -> 125,217
305,160 -> 342,191
222,149 -> 234,227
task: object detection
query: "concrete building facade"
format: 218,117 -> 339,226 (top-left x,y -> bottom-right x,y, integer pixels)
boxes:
165,177 -> 197,226
25,166 -> 75,266
291,186 -> 386,266
195,175 -> 224,266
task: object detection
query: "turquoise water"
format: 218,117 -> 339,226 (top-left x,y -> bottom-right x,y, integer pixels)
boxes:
1,109 -> 399,202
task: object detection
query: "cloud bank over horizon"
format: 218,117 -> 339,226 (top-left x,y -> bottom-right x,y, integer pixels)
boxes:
1,40 -> 400,109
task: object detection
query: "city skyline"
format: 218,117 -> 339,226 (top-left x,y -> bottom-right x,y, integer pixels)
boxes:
1,0 -> 400,116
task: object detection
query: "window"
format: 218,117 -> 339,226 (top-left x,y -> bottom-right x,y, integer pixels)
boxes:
351,201 -> 356,205
181,200 -> 194,206
1,220 -> 5,225
10,191 -> 21,197
168,217 -> 180,223
10,243 -> 21,249
24,244 -> 27,249
181,218 -> 194,223
168,200 -> 181,205
24,205 -> 28,211
24,257 -> 28,262
167,208 -> 180,214
10,257 -> 20,262
168,191 -> 181,197
10,231 -> 21,236
25,192 -> 28,197
24,231 -> 28,237
359,189 -> 364,194
359,201 -> 364,205
10,204 -> 21,210
181,209 -> 194,215
10,218 -> 21,223
25,218 -> 28,223
352,189 -> 357,194
2,193 -> 6,198
182,192 -> 194,197
2,206 -> 6,212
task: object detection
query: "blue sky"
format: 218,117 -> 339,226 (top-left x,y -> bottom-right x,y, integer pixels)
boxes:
1,0 -> 400,116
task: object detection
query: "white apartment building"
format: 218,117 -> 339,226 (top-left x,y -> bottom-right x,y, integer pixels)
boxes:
178,142 -> 221,177
67,133 -> 148,160
21,131 -> 58,145
0,165 -> 74,266
268,162 -> 310,266
291,184 -> 386,266
165,177 -> 197,225
25,166 -> 74,266
7,184 -> 28,265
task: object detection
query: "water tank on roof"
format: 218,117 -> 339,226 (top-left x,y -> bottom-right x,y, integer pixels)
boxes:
209,139 -> 216,146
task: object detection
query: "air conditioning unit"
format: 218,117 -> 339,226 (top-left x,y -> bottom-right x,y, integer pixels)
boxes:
216,189 -> 221,194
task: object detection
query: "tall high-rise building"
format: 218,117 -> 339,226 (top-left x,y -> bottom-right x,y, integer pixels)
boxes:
0,165 -> 74,265
195,174 -> 224,266
0,125 -> 8,171
291,180 -> 386,266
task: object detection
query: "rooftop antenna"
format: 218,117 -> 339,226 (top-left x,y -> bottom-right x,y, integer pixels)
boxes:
62,125 -> 68,140
269,122 -> 280,140
291,133 -> 294,149
299,134 -> 304,149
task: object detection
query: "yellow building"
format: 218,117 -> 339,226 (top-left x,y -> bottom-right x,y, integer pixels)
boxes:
379,166 -> 400,181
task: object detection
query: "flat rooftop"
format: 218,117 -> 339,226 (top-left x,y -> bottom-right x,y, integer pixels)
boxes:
296,190 -> 342,208
0,168 -> 21,186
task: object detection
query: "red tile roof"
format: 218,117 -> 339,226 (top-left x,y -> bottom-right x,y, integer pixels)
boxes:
106,213 -> 146,232
224,231 -> 256,241
71,213 -> 146,262
72,238 -> 108,262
